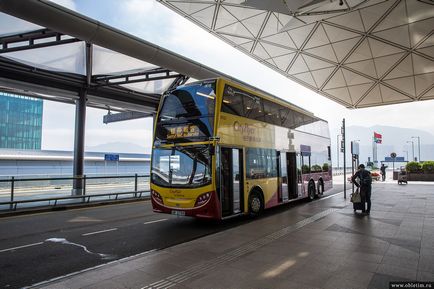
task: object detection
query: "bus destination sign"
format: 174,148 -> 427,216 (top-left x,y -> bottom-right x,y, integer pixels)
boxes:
167,124 -> 200,139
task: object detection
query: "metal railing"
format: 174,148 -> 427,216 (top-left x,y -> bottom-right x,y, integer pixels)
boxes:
0,174 -> 150,211
332,168 -> 353,176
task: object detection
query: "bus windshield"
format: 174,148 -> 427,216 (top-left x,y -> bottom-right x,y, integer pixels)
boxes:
155,81 -> 216,144
151,145 -> 212,188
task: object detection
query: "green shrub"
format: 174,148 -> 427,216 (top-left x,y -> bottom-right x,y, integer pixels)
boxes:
311,165 -> 322,173
302,165 -> 310,174
422,161 -> 434,173
406,161 -> 421,173
322,163 -> 329,172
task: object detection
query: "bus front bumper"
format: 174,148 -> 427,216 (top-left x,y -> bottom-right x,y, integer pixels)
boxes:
151,191 -> 221,219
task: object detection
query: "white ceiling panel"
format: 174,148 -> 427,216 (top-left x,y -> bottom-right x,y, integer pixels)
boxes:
358,84 -> 381,106
311,66 -> 337,88
160,0 -> 434,108
415,73 -> 434,96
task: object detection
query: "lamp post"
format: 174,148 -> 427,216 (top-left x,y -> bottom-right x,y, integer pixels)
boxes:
407,140 -> 415,161
412,136 -> 420,162
403,150 -> 408,162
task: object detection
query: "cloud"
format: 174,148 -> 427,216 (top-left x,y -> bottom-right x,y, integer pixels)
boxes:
123,0 -> 155,14
42,129 -> 75,150
47,0 -> 77,10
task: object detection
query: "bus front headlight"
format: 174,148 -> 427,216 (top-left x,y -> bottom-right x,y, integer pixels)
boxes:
195,192 -> 211,207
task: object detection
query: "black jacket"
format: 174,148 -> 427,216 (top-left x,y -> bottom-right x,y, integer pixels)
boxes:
351,169 -> 372,188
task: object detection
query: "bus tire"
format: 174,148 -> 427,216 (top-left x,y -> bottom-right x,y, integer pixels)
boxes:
308,181 -> 316,201
248,190 -> 263,216
317,179 -> 324,197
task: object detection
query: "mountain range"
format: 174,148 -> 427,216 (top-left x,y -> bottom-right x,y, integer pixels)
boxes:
335,125 -> 434,165
85,126 -> 433,165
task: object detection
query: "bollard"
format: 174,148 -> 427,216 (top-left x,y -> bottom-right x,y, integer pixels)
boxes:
134,173 -> 138,197
10,176 -> 15,210
83,175 -> 87,195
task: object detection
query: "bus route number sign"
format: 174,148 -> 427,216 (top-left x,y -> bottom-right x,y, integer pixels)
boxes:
167,125 -> 200,139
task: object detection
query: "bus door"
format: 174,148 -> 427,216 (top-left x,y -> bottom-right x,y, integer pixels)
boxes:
220,148 -> 243,216
278,151 -> 288,202
287,152 -> 298,199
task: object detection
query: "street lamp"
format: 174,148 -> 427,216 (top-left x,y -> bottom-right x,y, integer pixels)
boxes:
403,150 -> 408,162
407,140 -> 415,161
412,136 -> 420,162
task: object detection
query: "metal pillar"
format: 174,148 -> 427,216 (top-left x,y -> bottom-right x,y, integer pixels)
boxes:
72,43 -> 92,195
72,90 -> 87,195
341,119 -> 346,199
412,136 -> 420,162
407,140 -> 415,162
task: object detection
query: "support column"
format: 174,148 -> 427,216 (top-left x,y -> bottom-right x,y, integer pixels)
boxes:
72,42 -> 91,196
72,90 -> 87,195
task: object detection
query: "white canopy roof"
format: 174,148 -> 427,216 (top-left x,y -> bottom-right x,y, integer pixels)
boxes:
159,0 -> 434,108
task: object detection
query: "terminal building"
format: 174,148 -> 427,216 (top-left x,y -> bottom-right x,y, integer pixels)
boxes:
0,149 -> 150,178
0,92 -> 43,150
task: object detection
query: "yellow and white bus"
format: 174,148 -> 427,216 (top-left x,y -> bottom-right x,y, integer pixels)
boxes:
150,78 -> 332,219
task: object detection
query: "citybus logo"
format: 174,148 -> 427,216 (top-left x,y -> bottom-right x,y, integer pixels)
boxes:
233,121 -> 255,135
233,121 -> 261,142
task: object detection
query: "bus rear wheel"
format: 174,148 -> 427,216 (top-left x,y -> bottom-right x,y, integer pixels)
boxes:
249,191 -> 263,216
317,180 -> 324,196
308,182 -> 316,201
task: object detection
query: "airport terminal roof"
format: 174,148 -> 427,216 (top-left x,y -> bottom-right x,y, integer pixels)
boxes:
0,0 -> 432,112
159,0 -> 434,108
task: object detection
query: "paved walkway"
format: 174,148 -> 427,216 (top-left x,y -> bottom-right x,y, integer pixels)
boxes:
31,181 -> 434,289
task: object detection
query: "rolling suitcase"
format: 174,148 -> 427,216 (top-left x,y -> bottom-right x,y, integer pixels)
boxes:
351,189 -> 365,212
353,201 -> 365,212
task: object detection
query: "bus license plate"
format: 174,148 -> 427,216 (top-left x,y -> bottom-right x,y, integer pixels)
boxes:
171,210 -> 185,216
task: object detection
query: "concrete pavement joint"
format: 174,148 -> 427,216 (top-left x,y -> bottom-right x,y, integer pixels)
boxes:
140,208 -> 338,289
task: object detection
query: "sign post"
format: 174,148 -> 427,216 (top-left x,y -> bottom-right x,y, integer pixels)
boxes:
390,152 -> 397,173
351,141 -> 359,194
104,154 -> 120,175
341,119 -> 346,199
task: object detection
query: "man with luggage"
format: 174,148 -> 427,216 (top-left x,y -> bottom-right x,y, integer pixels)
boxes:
351,164 -> 372,214
380,163 -> 387,181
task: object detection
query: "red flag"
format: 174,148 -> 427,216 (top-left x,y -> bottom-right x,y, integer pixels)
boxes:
374,132 -> 382,144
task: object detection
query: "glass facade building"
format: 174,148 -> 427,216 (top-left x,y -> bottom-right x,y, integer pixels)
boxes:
0,92 -> 43,149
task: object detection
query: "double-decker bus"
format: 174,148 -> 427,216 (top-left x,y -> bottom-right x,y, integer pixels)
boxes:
150,78 -> 332,219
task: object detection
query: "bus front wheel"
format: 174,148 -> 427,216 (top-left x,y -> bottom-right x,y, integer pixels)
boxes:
249,191 -> 263,216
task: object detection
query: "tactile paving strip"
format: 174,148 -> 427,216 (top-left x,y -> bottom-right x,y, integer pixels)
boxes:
141,208 -> 338,289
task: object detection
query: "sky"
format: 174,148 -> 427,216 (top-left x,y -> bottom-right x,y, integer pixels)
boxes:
25,0 -> 434,156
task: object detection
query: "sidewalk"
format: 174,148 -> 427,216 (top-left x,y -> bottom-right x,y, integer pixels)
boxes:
31,182 -> 434,289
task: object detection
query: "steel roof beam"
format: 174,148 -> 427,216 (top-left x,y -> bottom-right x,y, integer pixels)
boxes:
0,28 -> 81,54
94,68 -> 182,87
0,56 -> 160,107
